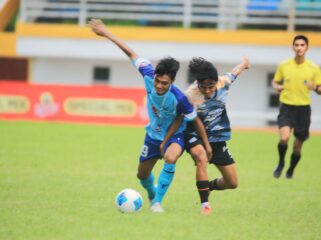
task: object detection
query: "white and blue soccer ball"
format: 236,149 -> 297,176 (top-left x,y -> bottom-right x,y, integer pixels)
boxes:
115,188 -> 143,213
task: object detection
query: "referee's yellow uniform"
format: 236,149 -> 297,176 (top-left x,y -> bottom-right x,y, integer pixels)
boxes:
274,58 -> 321,106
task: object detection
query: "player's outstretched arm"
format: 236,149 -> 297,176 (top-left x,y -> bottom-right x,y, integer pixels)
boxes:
231,56 -> 250,77
218,56 -> 250,85
88,19 -> 138,61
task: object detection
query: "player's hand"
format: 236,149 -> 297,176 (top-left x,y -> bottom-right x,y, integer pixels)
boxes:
305,81 -> 316,91
230,56 -> 250,78
204,143 -> 213,162
241,56 -> 250,70
88,19 -> 111,37
160,142 -> 165,158
275,85 -> 284,93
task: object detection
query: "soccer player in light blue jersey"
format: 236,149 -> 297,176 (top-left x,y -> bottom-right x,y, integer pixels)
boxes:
162,57 -> 250,215
88,19 -> 212,213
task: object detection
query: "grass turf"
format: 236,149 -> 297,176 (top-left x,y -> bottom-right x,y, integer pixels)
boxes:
1,120 -> 320,240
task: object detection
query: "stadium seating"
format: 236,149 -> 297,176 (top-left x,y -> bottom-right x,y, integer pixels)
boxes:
18,0 -> 321,31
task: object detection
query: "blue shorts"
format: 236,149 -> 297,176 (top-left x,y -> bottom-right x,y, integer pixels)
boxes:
139,133 -> 185,162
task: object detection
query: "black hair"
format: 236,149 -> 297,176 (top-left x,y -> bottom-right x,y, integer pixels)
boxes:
155,57 -> 180,80
293,35 -> 309,46
188,57 -> 218,84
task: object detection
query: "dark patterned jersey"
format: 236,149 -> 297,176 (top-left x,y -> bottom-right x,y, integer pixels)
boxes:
185,73 -> 236,142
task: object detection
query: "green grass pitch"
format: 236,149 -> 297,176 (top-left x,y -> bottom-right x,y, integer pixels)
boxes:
1,120 -> 320,240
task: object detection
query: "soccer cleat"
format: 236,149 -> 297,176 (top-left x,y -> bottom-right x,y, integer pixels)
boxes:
273,165 -> 284,178
148,184 -> 158,206
148,197 -> 155,207
285,170 -> 293,179
150,202 -> 164,213
147,183 -> 158,206
201,203 -> 212,215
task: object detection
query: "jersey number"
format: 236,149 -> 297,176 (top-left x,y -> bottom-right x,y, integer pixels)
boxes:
141,145 -> 149,158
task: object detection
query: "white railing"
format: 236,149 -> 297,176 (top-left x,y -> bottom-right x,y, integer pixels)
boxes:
19,0 -> 321,31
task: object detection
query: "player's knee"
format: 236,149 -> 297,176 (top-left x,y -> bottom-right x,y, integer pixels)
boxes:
293,141 -> 303,154
226,179 -> 238,189
280,138 -> 289,145
136,172 -> 143,180
137,171 -> 148,180
293,145 -> 300,153
229,181 -> 238,189
195,156 -> 207,169
191,150 -> 206,164
164,154 -> 178,164
292,147 -> 301,155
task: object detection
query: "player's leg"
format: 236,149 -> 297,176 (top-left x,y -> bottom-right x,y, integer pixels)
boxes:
137,158 -> 158,202
208,142 -> 236,190
189,144 -> 211,215
286,139 -> 304,178
286,105 -> 310,179
151,134 -> 184,212
209,163 -> 238,190
274,104 -> 293,178
137,134 -> 161,202
274,126 -> 291,178
152,143 -> 180,206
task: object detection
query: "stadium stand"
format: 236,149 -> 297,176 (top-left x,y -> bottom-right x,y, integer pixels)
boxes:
19,0 -> 321,31
1,0 -> 321,130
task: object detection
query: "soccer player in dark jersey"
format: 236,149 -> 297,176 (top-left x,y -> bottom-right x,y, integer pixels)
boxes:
162,57 -> 250,215
272,35 -> 321,179
88,19 -> 211,212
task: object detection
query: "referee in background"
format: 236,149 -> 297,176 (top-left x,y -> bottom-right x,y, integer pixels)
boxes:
272,35 -> 321,179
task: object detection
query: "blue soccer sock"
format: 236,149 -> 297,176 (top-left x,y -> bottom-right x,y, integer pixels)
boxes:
140,173 -> 156,201
153,162 -> 176,204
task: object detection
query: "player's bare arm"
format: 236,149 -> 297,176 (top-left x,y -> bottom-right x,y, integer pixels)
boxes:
88,18 -> 138,60
305,81 -> 316,91
218,56 -> 250,86
305,81 -> 321,95
272,79 -> 284,93
160,115 -> 184,157
231,56 -> 250,76
161,115 -> 212,160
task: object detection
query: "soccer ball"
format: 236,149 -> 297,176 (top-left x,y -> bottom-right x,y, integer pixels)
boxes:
115,188 -> 143,213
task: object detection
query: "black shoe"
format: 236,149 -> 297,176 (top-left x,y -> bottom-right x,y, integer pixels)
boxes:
273,165 -> 284,178
285,170 -> 293,179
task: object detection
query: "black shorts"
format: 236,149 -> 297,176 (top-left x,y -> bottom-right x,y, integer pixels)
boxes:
277,103 -> 311,141
185,135 -> 234,166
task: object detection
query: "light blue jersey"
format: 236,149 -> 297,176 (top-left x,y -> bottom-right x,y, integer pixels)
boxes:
134,58 -> 197,141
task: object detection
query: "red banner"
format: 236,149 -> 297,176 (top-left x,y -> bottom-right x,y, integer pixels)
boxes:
0,81 -> 148,126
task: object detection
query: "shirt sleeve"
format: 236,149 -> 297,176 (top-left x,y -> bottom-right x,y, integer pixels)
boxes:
314,66 -> 321,86
177,95 -> 197,122
222,72 -> 237,88
273,64 -> 283,83
132,57 -> 154,79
